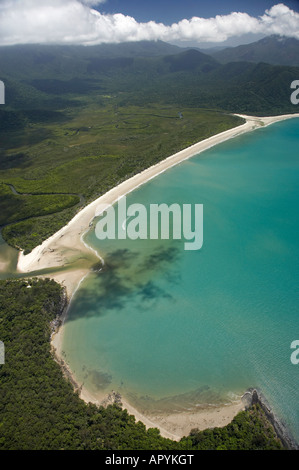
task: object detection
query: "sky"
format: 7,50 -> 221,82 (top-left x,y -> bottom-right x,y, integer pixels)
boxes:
0,0 -> 298,47
95,0 -> 299,25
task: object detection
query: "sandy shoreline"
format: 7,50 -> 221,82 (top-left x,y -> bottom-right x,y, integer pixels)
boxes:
17,113 -> 299,286
16,112 -> 299,440
17,113 -> 299,288
52,320 -> 246,441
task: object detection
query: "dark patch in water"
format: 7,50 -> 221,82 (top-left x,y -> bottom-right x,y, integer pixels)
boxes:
104,248 -> 140,269
65,244 -> 181,322
137,280 -> 172,303
137,246 -> 179,273
89,370 -> 112,390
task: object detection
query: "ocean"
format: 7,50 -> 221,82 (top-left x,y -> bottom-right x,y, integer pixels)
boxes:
59,118 -> 299,439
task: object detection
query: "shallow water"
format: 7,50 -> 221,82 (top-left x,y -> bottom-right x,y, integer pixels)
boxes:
60,119 -> 298,439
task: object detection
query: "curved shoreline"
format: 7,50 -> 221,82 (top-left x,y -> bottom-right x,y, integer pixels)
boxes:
17,113 -> 299,288
51,321 -> 247,441
16,112 -> 299,441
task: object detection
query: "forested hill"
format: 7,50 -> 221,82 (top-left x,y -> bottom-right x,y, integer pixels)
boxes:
210,35 -> 299,67
0,42 -> 298,115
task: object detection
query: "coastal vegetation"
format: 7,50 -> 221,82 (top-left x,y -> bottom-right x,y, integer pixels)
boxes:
0,183 -> 79,225
0,278 -> 284,450
0,41 -> 298,253
0,102 -> 243,253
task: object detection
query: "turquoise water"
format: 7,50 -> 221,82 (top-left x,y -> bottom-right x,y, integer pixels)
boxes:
62,119 -> 299,439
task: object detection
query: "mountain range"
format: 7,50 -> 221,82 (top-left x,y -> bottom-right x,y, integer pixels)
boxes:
210,35 -> 299,67
0,34 -> 298,129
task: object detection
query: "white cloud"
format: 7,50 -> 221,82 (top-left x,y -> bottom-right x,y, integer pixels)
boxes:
0,1 -> 298,46
260,3 -> 299,38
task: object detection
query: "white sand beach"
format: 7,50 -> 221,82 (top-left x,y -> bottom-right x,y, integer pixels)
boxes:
52,323 -> 246,441
17,112 -> 299,290
16,112 -> 299,440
